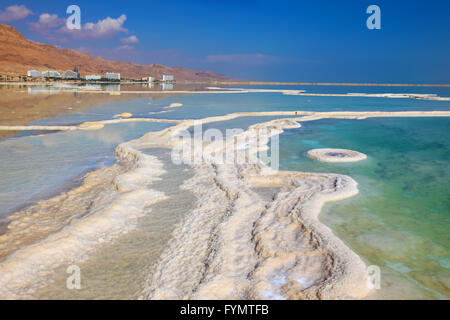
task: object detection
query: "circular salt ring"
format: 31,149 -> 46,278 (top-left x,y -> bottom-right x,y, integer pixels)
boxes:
307,148 -> 367,163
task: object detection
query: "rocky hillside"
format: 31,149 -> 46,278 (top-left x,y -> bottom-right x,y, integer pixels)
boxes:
0,24 -> 228,81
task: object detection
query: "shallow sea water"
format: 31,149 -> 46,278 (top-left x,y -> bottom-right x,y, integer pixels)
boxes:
32,148 -> 195,299
0,84 -> 449,299
278,117 -> 450,299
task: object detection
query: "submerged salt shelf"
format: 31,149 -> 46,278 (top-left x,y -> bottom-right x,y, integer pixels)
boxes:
32,149 -> 196,299
0,85 -> 449,299
0,122 -> 171,218
307,148 -> 367,162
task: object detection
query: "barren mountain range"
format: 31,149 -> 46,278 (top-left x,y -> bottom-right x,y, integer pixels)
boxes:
0,24 -> 228,81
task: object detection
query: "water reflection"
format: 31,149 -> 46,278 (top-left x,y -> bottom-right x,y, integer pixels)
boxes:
104,84 -> 120,92
162,83 -> 173,91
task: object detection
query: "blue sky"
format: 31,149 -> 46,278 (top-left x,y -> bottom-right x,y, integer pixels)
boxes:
0,0 -> 449,82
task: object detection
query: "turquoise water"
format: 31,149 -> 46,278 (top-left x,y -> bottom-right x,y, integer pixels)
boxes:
237,84 -> 450,97
278,117 -> 450,299
29,86 -> 450,128
0,122 -> 170,217
0,85 -> 449,299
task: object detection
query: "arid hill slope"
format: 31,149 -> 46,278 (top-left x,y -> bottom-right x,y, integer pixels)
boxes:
0,24 -> 228,81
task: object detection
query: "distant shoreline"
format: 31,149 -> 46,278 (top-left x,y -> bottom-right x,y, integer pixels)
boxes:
0,80 -> 157,86
1,80 -> 450,87
213,81 -> 450,87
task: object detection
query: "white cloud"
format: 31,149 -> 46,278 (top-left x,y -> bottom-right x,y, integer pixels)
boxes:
0,5 -> 32,22
120,35 -> 139,44
60,14 -> 128,39
30,13 -> 65,31
115,45 -> 134,51
84,14 -> 127,38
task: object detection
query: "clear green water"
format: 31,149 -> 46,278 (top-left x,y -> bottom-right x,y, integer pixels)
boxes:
29,86 -> 450,127
278,117 -> 450,299
0,85 -> 449,299
0,122 -> 170,217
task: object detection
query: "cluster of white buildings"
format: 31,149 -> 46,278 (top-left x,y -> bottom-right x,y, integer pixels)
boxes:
26,68 -> 175,84
141,75 -> 174,83
105,72 -> 121,80
27,67 -> 81,80
27,70 -> 59,78
26,67 -> 120,81
27,70 -> 44,78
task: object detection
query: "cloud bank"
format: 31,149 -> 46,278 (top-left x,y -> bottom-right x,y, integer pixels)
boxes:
28,12 -> 129,41
120,35 -> 139,44
30,13 -> 65,32
0,5 -> 32,22
60,14 -> 128,39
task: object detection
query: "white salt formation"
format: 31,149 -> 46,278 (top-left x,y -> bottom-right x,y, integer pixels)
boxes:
307,148 -> 367,163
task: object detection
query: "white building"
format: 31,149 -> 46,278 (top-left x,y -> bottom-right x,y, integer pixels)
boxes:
62,70 -> 79,79
105,72 -> 120,80
42,70 -> 61,78
85,75 -> 102,81
162,74 -> 174,82
27,70 -> 44,78
142,76 -> 155,83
